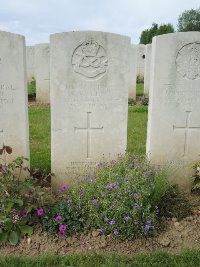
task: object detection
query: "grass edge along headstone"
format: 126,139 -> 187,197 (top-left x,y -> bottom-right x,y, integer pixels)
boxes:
146,32 -> 200,190
50,31 -> 130,188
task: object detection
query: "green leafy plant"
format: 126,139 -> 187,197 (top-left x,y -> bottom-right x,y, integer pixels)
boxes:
191,160 -> 200,194
0,145 -> 55,245
42,154 -> 171,239
128,98 -> 136,106
141,96 -> 149,106
136,76 -> 144,84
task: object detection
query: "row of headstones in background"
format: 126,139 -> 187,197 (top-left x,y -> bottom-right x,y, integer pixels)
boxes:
144,44 -> 152,96
26,43 -> 148,102
26,44 -> 50,103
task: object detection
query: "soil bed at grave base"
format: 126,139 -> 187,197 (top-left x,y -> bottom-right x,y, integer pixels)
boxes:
28,102 -> 50,108
1,195 -> 200,258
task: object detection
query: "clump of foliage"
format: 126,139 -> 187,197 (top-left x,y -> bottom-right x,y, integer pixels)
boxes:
0,146 -> 55,245
140,23 -> 174,44
42,154 -> 172,239
141,96 -> 149,106
128,98 -> 136,106
158,185 -> 192,220
191,160 -> 200,194
177,8 -> 200,32
28,78 -> 36,100
136,75 -> 144,84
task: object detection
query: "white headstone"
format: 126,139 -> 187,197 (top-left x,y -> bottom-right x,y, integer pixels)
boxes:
26,46 -> 35,83
50,31 -> 130,187
136,44 -> 145,80
144,44 -> 152,97
129,44 -> 137,99
147,32 -> 200,189
0,31 -> 29,163
34,43 -> 50,103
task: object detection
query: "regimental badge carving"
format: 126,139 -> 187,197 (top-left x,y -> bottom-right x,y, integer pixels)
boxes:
72,39 -> 108,80
176,43 -> 200,80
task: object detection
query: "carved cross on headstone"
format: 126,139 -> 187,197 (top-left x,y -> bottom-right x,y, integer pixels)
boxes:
173,111 -> 200,157
74,112 -> 104,158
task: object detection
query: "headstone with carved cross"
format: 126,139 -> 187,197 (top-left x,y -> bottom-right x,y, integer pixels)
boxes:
147,32 -> 200,190
0,31 -> 29,165
50,31 -> 130,188
34,43 -> 50,103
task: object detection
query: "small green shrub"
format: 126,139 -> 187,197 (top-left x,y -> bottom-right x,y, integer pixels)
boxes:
28,78 -> 36,100
191,160 -> 200,194
128,98 -> 136,105
136,76 -> 144,84
0,146 -> 55,245
141,96 -> 149,106
42,154 -> 171,239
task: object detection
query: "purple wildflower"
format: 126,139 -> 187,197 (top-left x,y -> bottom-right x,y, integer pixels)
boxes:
109,160 -> 116,165
37,208 -> 44,217
113,229 -> 119,235
101,192 -> 105,197
124,216 -> 130,222
104,216 -> 109,222
55,215 -> 62,221
92,199 -> 99,206
61,184 -> 68,190
21,210 -> 27,218
98,162 -> 106,168
59,224 -> 67,232
58,231 -> 65,238
133,203 -> 140,209
109,220 -> 115,225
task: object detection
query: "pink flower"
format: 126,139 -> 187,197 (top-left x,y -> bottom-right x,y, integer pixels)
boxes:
59,224 -> 67,232
21,210 -> 27,218
55,215 -> 62,221
58,231 -> 65,238
37,208 -> 44,217
61,184 -> 68,191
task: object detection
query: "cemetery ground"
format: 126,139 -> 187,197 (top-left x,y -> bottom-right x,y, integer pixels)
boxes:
1,84 -> 200,266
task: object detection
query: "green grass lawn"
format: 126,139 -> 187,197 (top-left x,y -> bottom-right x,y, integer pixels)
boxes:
1,250 -> 200,267
29,107 -> 51,172
28,105 -> 148,172
136,83 -> 144,96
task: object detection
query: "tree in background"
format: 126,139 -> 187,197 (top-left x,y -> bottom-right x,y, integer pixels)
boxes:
177,7 -> 200,32
139,23 -> 174,44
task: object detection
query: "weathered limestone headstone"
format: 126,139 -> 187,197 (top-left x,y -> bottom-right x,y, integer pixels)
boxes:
129,44 -> 137,99
144,44 -> 152,96
26,46 -> 35,83
136,44 -> 145,80
34,43 -> 50,103
51,31 -> 130,187
0,31 -> 29,163
146,32 -> 200,189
